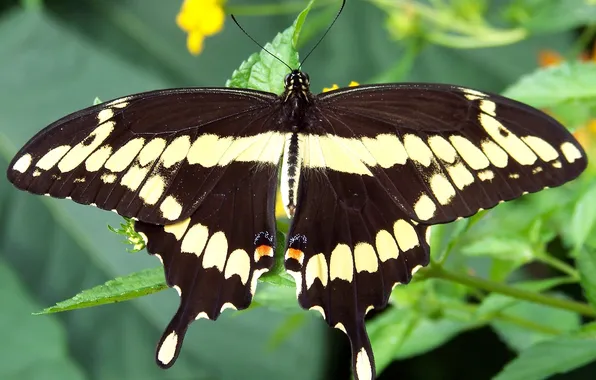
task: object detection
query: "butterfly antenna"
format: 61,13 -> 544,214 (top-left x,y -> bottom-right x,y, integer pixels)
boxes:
299,0 -> 346,69
231,14 -> 293,71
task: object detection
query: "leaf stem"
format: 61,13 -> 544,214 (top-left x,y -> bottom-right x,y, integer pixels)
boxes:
443,301 -> 564,335
423,265 -> 596,318
536,252 -> 580,280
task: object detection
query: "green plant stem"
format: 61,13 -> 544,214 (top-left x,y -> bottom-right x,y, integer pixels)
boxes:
424,264 -> 596,318
537,252 -> 580,280
443,301 -> 563,335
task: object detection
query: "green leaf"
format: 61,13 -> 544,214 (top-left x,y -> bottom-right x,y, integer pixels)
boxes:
460,236 -> 535,262
578,248 -> 596,309
491,297 -> 581,352
226,18 -> 300,94
367,308 -> 420,374
569,184 -> 596,253
502,62 -> 596,129
291,0 -> 316,48
494,337 -> 596,380
35,267 -> 167,315
505,0 -> 596,34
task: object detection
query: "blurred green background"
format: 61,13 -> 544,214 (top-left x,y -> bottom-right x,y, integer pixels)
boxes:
1,0 -> 596,379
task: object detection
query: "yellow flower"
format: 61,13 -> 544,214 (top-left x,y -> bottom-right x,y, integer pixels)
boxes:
322,81 -> 360,92
176,0 -> 225,56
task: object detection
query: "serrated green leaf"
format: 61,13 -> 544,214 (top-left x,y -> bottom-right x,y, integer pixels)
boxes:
461,236 -> 535,262
578,248 -> 596,309
226,18 -> 300,94
36,267 -> 166,314
502,62 -> 596,127
494,337 -> 596,380
491,296 -> 580,352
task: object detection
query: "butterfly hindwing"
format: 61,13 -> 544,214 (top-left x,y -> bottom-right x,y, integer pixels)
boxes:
135,162 -> 278,368
285,168 -> 431,380
7,88 -> 280,225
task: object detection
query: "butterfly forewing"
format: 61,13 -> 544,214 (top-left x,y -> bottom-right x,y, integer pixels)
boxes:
7,88 -> 279,225
312,84 -> 587,224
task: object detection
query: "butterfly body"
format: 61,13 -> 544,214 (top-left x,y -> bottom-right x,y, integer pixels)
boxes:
7,69 -> 587,380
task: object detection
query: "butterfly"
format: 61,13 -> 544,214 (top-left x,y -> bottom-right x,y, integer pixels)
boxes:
6,64 -> 587,379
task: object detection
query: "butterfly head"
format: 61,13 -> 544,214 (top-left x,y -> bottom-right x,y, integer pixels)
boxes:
284,70 -> 310,94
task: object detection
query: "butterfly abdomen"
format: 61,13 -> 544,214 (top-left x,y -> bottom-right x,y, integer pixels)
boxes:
280,132 -> 302,218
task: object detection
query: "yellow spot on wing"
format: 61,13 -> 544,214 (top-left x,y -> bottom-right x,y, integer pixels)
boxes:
202,231 -> 227,271
181,223 -> 209,256
305,253 -> 329,288
164,217 -> 191,240
85,145 -> 112,172
58,122 -> 114,172
478,170 -> 495,181
403,134 -> 433,167
97,108 -> 114,124
447,163 -> 475,190
479,100 -> 537,165
315,135 -> 373,175
522,136 -> 559,162
187,134 -> 232,167
138,138 -> 167,166
12,154 -> 32,173
105,138 -> 145,172
162,136 -> 191,168
481,140 -> 508,168
329,244 -> 354,282
121,165 -> 149,191
428,135 -> 457,164
36,145 -> 71,170
560,142 -> 582,163
157,331 -> 178,366
450,136 -> 490,170
101,173 -> 117,183
375,230 -> 399,262
393,219 -> 419,251
361,134 -> 408,167
354,243 -> 378,273
429,173 -> 456,205
139,175 -> 166,205
224,249 -> 251,284
160,195 -> 183,220
414,194 -> 436,221
356,348 -> 373,380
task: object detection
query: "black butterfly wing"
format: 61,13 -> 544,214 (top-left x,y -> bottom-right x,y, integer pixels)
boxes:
312,83 -> 587,224
135,161 -> 277,368
285,168 -> 430,380
7,88 -> 281,225
284,83 -> 587,380
7,87 -> 283,368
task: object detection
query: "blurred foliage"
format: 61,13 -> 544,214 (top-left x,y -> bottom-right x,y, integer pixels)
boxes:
2,0 -> 596,379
